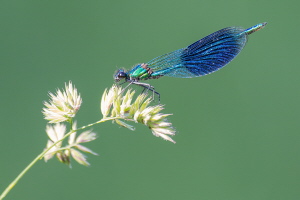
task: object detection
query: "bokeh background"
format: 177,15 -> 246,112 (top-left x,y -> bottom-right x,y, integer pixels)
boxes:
1,0 -> 299,199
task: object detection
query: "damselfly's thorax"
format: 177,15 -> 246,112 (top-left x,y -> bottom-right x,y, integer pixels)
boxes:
128,63 -> 153,80
114,64 -> 162,101
114,63 -> 161,83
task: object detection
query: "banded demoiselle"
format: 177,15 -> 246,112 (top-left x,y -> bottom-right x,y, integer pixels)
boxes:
114,22 -> 267,100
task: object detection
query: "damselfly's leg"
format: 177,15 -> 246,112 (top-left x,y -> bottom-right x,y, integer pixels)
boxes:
120,81 -> 133,94
132,81 -> 160,102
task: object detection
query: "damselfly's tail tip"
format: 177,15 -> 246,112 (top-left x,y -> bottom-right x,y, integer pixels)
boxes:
262,22 -> 268,25
260,22 -> 268,27
245,22 -> 267,35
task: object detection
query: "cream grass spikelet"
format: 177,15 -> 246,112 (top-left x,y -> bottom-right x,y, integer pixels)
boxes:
44,122 -> 97,167
43,82 -> 82,123
101,85 -> 176,143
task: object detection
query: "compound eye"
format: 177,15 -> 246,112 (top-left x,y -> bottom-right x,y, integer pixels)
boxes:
114,69 -> 127,82
118,71 -> 126,78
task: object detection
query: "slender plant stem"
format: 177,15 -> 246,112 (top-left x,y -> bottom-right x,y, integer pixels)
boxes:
76,117 -> 118,131
0,117 -> 117,200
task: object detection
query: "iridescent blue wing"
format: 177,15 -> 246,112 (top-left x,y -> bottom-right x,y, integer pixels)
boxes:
147,27 -> 248,78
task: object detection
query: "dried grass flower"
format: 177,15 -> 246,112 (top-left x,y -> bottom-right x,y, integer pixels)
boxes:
42,82 -> 82,123
44,122 -> 97,167
101,85 -> 176,143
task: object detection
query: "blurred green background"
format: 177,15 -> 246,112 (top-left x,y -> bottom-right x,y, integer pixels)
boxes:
1,0 -> 299,199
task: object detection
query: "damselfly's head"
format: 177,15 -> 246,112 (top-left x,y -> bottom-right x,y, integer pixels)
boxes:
114,69 -> 127,82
